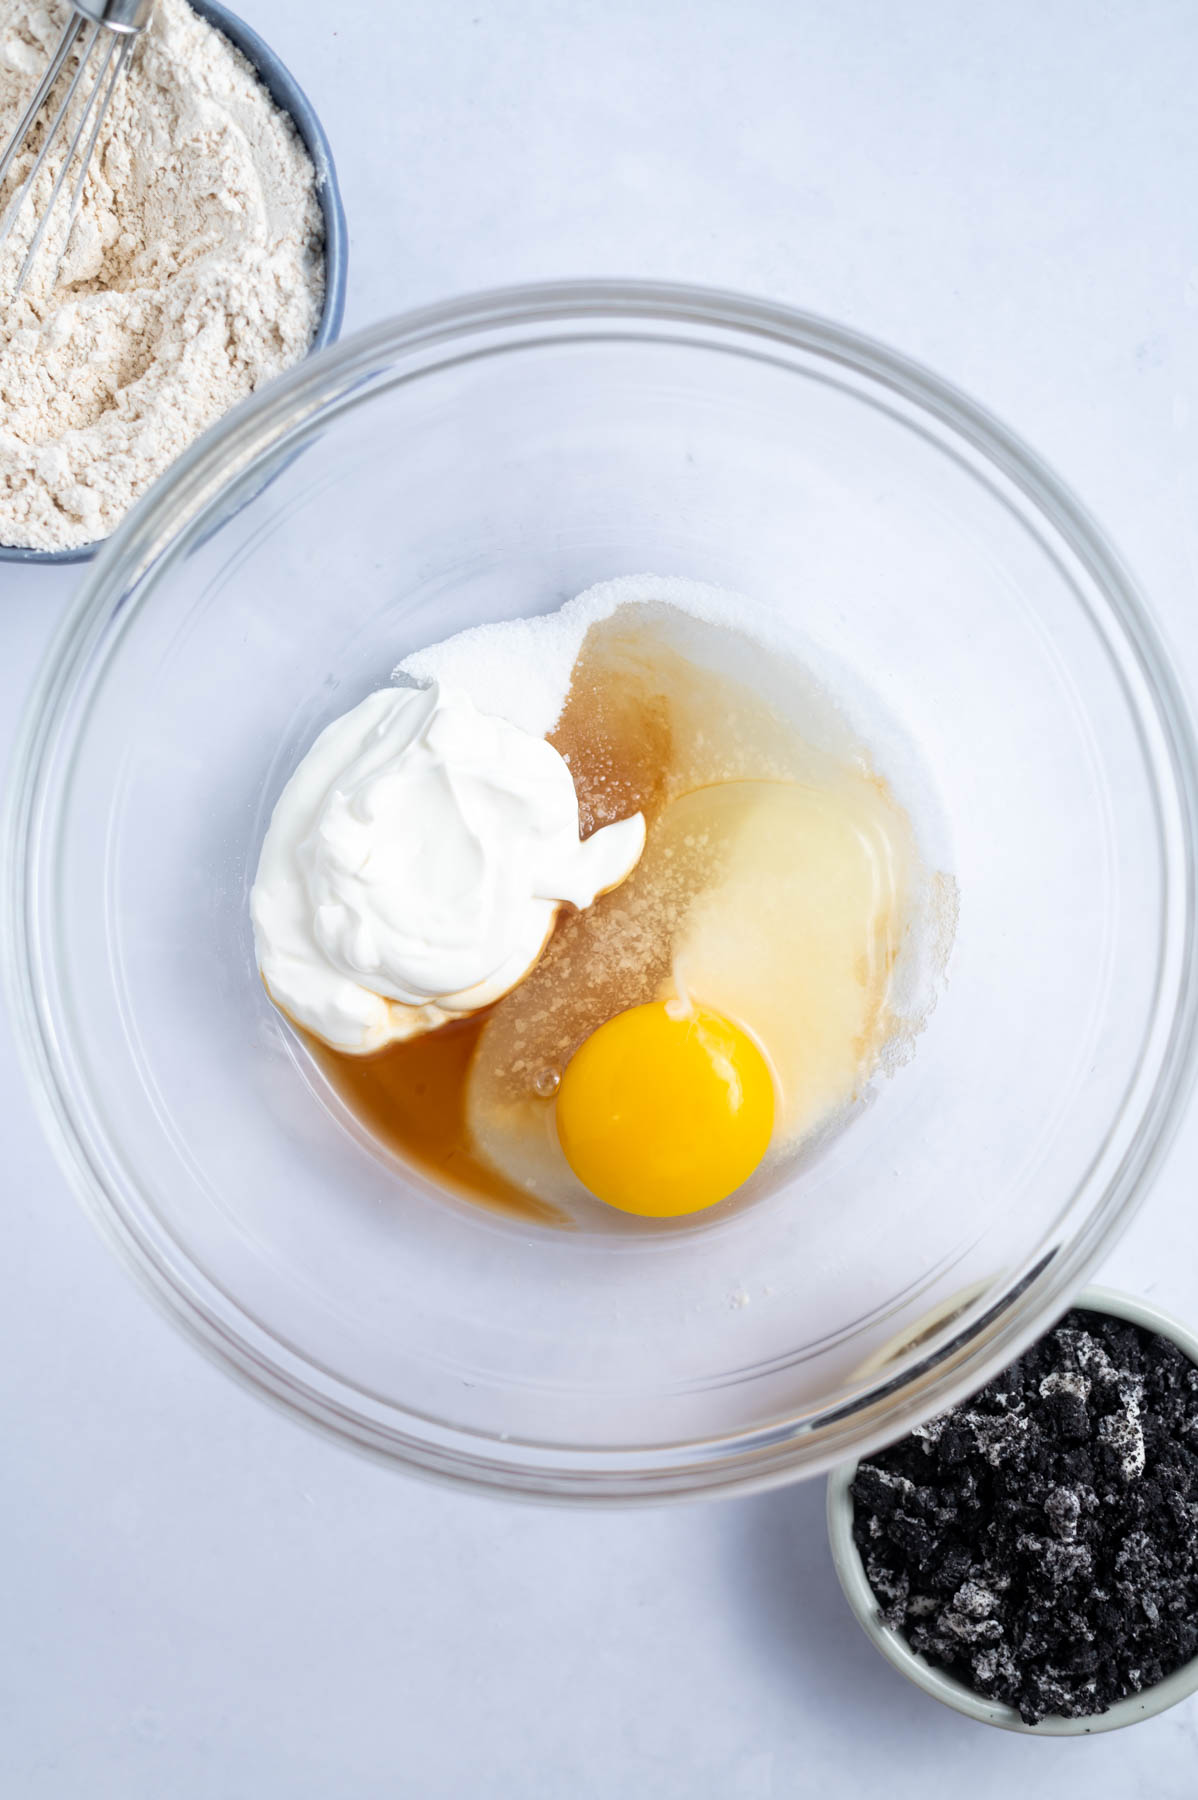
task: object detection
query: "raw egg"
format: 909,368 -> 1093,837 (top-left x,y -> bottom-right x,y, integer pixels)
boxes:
554,1002 -> 775,1217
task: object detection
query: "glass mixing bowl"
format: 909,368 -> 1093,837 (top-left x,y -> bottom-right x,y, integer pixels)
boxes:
7,282 -> 1198,1501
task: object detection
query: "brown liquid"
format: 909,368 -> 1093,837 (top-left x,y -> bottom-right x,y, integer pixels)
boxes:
309,1016 -> 568,1226
550,631 -> 674,833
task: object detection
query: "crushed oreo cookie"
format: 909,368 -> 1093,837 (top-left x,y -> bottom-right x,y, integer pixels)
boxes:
850,1308 -> 1198,1724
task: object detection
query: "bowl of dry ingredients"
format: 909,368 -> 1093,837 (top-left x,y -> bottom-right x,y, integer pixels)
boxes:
828,1287 -> 1198,1734
0,0 -> 346,562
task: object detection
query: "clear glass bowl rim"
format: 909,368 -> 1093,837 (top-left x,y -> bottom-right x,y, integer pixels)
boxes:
7,278 -> 1198,1503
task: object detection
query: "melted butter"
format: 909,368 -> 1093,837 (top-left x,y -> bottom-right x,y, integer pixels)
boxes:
664,778 -> 910,1142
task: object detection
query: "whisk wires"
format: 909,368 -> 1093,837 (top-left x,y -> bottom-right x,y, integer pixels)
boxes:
0,3 -> 150,298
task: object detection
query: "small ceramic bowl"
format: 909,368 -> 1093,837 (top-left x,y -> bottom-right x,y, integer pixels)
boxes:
0,0 -> 347,565
827,1285 -> 1198,1735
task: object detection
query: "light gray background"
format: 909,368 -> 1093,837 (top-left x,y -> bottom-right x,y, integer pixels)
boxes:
3,1 -> 1198,1794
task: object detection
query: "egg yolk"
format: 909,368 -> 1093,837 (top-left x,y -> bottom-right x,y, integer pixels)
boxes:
554,1002 -> 775,1217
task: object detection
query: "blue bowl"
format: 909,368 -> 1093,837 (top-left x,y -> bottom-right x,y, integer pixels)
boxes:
0,0 -> 347,565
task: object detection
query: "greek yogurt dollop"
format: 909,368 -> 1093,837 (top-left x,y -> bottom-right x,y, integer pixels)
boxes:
251,682 -> 646,1052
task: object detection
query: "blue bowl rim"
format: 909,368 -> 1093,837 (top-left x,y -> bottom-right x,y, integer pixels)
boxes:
0,0 -> 348,566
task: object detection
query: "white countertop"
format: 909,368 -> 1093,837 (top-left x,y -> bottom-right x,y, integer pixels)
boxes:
4,2 -> 1198,1793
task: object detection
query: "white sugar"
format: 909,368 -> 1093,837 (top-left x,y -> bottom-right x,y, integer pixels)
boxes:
395,575 -> 796,738
394,572 -> 956,879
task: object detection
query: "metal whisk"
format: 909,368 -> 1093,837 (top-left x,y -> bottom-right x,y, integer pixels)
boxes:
0,0 -> 153,295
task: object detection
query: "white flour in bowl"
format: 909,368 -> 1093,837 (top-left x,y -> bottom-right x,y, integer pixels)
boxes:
0,0 -> 324,551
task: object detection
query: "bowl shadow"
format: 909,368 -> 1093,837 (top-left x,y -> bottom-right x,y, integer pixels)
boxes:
726,1481 -> 964,1740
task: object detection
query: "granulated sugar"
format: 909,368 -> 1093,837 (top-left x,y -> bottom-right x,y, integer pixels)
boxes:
395,577 -> 782,738
0,0 -> 323,550
398,575 -> 871,748
397,578 -> 959,1035
395,576 -> 958,882
852,1308 -> 1198,1724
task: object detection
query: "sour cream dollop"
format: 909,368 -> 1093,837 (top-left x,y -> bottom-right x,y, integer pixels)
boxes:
251,683 -> 646,1052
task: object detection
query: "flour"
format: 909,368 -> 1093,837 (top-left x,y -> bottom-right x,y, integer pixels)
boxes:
0,0 -> 324,550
